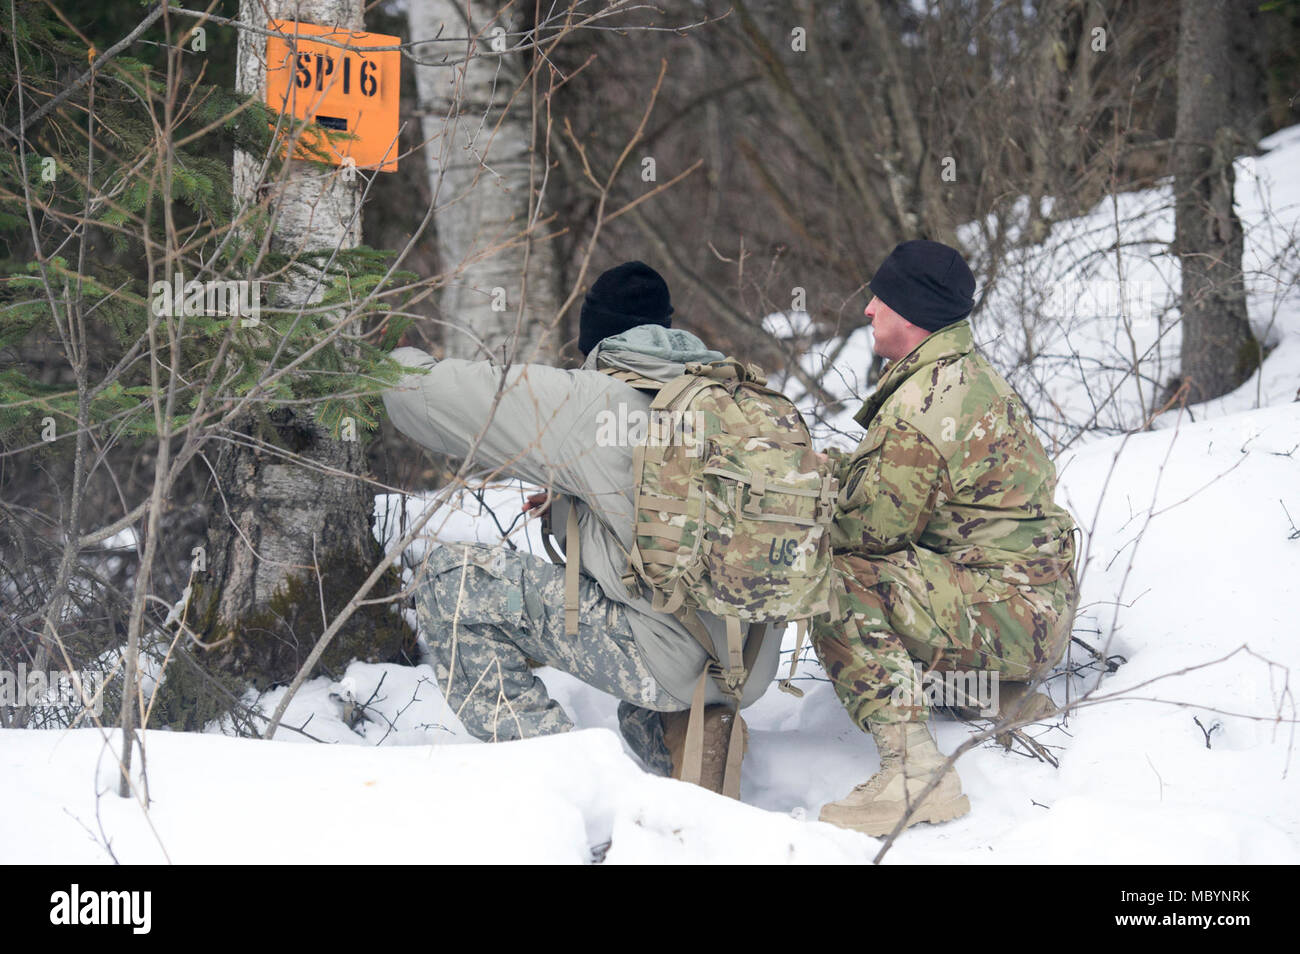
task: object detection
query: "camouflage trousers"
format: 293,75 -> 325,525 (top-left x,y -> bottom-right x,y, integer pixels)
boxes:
811,548 -> 1078,727
415,543 -> 680,775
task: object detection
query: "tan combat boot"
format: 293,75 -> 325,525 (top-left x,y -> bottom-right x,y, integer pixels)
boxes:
819,721 -> 970,836
660,705 -> 748,794
996,681 -> 1058,723
955,680 -> 1057,723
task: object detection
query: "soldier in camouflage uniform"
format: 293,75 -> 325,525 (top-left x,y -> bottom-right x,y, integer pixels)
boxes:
815,240 -> 1079,836
383,263 -> 785,785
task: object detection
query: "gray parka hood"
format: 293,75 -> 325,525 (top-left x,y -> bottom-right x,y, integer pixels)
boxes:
584,325 -> 724,377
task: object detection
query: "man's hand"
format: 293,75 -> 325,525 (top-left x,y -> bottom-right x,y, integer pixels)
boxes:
522,491 -> 549,513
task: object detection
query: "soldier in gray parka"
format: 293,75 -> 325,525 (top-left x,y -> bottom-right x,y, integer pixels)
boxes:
381,262 -> 785,786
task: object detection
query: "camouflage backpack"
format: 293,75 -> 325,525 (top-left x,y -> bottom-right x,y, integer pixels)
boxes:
549,357 -> 838,797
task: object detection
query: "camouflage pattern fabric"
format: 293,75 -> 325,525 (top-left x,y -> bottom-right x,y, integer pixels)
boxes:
632,359 -> 836,628
830,320 -> 1075,586
814,550 -> 1078,725
416,542 -> 680,769
617,701 -> 675,776
815,319 -> 1079,726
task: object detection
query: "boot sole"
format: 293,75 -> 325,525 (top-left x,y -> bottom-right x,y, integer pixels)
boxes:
822,794 -> 971,837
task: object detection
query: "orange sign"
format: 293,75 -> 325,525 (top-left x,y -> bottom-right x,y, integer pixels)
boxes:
265,20 -> 401,172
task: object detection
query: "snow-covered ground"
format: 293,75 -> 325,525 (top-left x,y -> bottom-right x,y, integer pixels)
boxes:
4,130 -> 1299,865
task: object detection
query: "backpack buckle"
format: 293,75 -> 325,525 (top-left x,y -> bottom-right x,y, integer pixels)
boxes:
742,474 -> 767,517
705,661 -> 746,695
814,475 -> 837,521
690,360 -> 739,381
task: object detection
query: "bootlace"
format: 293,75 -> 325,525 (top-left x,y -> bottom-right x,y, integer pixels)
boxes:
849,755 -> 900,795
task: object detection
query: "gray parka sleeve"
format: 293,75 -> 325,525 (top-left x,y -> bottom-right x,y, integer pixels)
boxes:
381,347 -> 632,512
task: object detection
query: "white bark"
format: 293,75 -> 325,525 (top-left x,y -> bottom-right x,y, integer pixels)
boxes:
236,0 -> 363,301
189,0 -> 408,695
410,0 -> 558,362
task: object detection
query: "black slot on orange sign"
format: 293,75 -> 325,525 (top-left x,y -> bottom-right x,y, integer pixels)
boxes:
265,20 -> 400,172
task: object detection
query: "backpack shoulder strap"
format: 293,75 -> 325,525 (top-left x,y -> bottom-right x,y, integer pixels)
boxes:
600,367 -> 666,392
680,616 -> 765,799
539,495 -> 584,637
563,502 -> 581,636
539,503 -> 566,566
650,371 -> 716,414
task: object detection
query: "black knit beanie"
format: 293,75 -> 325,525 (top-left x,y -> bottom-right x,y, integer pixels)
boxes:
579,261 -> 673,356
868,240 -> 976,332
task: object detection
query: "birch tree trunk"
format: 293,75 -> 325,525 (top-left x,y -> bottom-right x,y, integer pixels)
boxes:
410,0 -> 559,363
857,0 -> 955,246
1173,0 -> 1258,404
178,0 -> 410,726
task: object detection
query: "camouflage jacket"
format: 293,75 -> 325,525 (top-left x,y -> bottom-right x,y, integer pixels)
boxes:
833,320 -> 1076,586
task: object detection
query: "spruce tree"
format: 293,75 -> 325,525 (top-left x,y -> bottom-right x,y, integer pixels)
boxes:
1,1 -> 418,739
